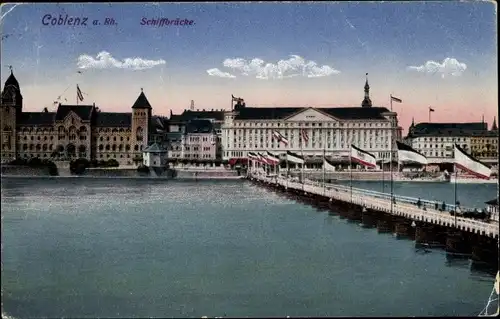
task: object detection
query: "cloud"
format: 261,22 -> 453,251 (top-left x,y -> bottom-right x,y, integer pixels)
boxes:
407,58 -> 467,78
77,51 -> 166,70
206,68 -> 236,78
207,55 -> 341,80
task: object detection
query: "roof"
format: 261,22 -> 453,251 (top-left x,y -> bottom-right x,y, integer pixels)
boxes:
186,119 -> 214,134
233,106 -> 391,120
94,112 -> 131,127
149,115 -> 168,133
143,142 -> 167,153
4,71 -> 19,90
131,91 -> 152,109
485,198 -> 498,206
169,109 -> 225,122
55,104 -> 93,121
408,122 -> 489,138
17,112 -> 55,126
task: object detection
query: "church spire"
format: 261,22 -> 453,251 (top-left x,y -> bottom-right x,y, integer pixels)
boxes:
492,116 -> 498,131
361,73 -> 372,108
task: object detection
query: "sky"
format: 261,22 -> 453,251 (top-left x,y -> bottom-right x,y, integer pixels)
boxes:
0,2 -> 497,132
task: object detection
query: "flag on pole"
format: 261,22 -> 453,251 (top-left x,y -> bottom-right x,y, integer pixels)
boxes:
396,141 -> 428,165
454,144 -> 491,179
390,95 -> 402,103
77,85 -> 84,102
257,152 -> 269,164
300,128 -> 309,143
429,107 -> 435,112
350,144 -> 377,168
286,150 -> 304,164
265,151 -> 280,165
248,152 -> 258,160
273,131 -> 289,146
323,156 -> 336,171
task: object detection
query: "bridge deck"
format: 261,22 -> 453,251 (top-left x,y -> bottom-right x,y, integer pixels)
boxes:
250,174 -> 499,239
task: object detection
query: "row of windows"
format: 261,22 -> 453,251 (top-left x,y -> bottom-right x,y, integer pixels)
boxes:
97,144 -> 143,151
12,126 -> 144,134
224,151 -> 396,159
230,121 -> 390,128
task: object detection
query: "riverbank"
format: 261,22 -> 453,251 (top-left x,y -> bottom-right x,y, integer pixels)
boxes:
1,165 -> 243,180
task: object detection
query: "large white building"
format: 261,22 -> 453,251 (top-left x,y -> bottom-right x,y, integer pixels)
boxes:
406,120 -> 498,164
222,79 -> 403,165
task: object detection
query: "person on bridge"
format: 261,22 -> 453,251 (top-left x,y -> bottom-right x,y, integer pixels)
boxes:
417,198 -> 422,208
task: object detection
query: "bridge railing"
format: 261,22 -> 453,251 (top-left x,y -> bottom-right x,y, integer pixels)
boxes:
250,174 -> 499,237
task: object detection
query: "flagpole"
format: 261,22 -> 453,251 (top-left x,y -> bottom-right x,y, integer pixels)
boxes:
323,129 -> 326,196
382,159 -> 385,193
454,164 -> 458,227
76,84 -> 78,106
301,137 -> 305,191
428,107 -> 431,122
350,145 -> 353,204
390,95 -> 394,212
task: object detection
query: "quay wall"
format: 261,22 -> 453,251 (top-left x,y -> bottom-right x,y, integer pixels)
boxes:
1,165 -> 241,180
1,165 -> 52,177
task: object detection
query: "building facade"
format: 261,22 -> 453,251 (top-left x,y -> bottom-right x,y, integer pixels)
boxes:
222,79 -> 403,163
406,120 -> 498,164
166,109 -> 224,160
1,70 -> 165,165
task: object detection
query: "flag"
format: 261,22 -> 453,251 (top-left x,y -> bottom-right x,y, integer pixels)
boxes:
286,150 -> 304,165
273,130 -> 289,146
454,144 -> 491,179
300,128 -> 309,143
265,151 -> 280,165
429,107 -> 435,112
350,144 -> 377,168
396,141 -> 428,165
391,95 -> 402,103
231,94 -> 239,102
248,152 -> 258,160
257,152 -> 269,164
77,85 -> 84,102
323,157 -> 336,171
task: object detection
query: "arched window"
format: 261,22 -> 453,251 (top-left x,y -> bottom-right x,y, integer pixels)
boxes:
134,145 -> 138,151
79,145 -> 86,153
112,144 -> 116,151
79,126 -> 87,140
42,144 -> 47,151
105,145 -> 110,151
118,144 -> 123,151
3,126 -> 11,131
125,145 -> 130,151
68,126 -> 77,141
136,127 -> 143,141
23,144 -> 28,150
66,144 -> 76,155
29,144 -> 34,151
99,144 -> 104,151
35,144 -> 41,151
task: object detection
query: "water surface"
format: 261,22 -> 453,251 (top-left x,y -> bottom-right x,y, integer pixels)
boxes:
1,177 -> 496,317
